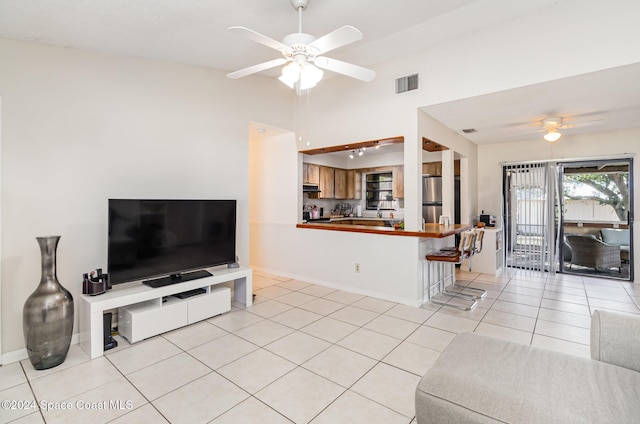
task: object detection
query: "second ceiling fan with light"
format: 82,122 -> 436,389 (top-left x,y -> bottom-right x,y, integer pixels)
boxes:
226,0 -> 376,92
540,116 -> 604,142
512,116 -> 604,143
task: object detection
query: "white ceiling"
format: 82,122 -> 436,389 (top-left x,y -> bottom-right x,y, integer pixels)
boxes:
0,0 -> 482,72
1,0 -> 639,145
423,63 -> 640,144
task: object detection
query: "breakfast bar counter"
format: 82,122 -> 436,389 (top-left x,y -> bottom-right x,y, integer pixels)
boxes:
296,222 -> 472,238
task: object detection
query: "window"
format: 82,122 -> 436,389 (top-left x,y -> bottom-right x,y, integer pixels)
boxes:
562,163 -> 629,223
365,172 -> 394,210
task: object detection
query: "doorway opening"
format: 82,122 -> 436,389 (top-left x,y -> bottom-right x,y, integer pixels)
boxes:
503,157 -> 633,281
560,159 -> 633,280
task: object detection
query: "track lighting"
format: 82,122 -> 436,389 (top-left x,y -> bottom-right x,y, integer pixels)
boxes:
348,148 -> 365,159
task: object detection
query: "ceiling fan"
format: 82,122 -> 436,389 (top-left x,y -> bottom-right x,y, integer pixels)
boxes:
513,116 -> 604,142
226,0 -> 376,92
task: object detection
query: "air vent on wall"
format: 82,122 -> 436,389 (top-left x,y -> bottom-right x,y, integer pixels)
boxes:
395,73 -> 419,94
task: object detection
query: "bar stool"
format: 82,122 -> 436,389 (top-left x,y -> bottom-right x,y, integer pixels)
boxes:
424,231 -> 477,310
436,228 -> 487,300
468,228 -> 485,271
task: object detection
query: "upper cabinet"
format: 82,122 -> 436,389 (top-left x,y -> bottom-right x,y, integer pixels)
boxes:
334,168 -> 348,199
347,170 -> 362,200
318,166 -> 335,199
306,164 -> 361,200
422,160 -> 461,176
422,161 -> 441,176
392,166 -> 404,199
303,163 -> 320,185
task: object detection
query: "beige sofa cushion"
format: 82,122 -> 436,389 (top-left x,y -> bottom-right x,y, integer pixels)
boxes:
591,309 -> 640,372
416,332 -> 640,423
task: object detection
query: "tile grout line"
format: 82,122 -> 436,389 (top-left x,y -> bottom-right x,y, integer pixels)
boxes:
17,271 -> 635,423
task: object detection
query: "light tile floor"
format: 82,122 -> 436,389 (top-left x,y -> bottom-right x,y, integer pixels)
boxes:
2,269 -> 639,423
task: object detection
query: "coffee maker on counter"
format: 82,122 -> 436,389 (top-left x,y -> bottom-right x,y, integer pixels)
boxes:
479,211 -> 496,227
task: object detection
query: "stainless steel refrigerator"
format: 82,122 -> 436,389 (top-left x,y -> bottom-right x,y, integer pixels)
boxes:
422,176 -> 460,224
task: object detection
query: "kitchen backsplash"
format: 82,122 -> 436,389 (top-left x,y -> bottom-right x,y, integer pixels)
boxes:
303,196 -> 404,219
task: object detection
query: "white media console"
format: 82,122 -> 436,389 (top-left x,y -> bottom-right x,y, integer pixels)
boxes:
79,266 -> 252,359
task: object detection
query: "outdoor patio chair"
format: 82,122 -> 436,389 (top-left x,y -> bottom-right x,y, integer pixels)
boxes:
566,235 -> 621,273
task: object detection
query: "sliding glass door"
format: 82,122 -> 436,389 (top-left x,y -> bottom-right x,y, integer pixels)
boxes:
503,157 -> 633,280
559,158 -> 633,280
503,162 -> 559,272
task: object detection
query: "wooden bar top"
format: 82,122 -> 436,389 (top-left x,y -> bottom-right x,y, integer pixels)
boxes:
296,222 -> 473,238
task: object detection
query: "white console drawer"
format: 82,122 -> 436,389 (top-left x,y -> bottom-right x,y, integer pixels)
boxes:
119,298 -> 188,343
188,286 -> 231,323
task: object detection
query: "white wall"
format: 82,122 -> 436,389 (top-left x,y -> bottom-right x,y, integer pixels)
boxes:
0,38 -> 292,359
249,126 -> 298,265
0,96 -> 3,361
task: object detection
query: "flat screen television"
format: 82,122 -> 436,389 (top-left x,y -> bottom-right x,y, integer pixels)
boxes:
108,199 -> 237,287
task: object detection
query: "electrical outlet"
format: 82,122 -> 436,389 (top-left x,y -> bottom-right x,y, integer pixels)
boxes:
355,263 -> 360,273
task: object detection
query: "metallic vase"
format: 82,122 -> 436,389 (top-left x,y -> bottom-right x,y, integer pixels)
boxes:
23,236 -> 74,370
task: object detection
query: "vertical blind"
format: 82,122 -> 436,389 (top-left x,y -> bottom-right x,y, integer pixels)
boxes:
503,162 -> 559,273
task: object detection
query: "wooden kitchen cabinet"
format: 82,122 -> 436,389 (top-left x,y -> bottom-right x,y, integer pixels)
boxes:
422,160 -> 460,176
334,168 -> 348,199
314,166 -> 359,199
392,166 -> 404,198
318,166 -> 335,199
347,170 -> 362,200
422,161 -> 442,176
303,163 -> 320,184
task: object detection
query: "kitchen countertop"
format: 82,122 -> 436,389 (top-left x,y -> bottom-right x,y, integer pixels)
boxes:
296,222 -> 473,238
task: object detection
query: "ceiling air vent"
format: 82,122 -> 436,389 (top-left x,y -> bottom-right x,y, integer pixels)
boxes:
462,128 -> 477,134
395,73 -> 419,94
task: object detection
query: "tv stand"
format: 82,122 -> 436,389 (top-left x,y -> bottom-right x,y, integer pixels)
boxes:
79,266 -> 252,359
143,269 -> 213,288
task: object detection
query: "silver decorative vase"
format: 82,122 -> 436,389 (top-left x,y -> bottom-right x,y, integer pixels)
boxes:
23,236 -> 74,370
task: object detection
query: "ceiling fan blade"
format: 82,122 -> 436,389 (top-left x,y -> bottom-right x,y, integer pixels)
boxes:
314,56 -> 375,82
228,26 -> 289,52
227,58 -> 287,79
509,129 -> 544,137
563,119 -> 605,129
307,25 -> 363,55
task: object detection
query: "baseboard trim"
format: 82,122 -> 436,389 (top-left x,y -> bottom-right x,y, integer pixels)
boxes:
251,265 -> 421,308
2,333 -> 80,366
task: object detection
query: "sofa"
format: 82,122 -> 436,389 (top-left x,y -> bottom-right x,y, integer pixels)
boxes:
415,310 -> 640,423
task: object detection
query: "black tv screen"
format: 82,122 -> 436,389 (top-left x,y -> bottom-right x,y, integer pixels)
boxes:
108,199 -> 236,286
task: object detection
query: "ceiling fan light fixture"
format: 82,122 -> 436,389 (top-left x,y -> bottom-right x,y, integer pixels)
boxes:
299,63 -> 323,90
544,129 -> 562,142
227,0 -> 375,91
278,62 -> 301,88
